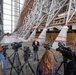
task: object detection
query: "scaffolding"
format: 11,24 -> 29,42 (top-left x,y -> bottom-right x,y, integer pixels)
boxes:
52,0 -> 76,49
11,0 -> 76,44
13,0 -> 51,39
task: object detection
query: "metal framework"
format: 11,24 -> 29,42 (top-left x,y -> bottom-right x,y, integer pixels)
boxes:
14,0 -> 34,32
14,0 -> 51,39
37,0 -> 67,44
66,0 -> 76,24
52,0 -> 76,49
12,0 -> 76,44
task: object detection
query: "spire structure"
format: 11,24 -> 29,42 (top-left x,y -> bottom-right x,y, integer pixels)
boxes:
52,0 -> 76,49
10,0 -> 76,44
13,0 -> 51,39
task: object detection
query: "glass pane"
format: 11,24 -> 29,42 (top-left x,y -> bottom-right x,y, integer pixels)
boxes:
12,6 -> 19,10
20,4 -> 23,7
12,10 -> 15,16
20,0 -> 24,4
12,26 -> 15,31
3,15 -> 11,20
12,1 -> 20,7
3,0 -> 11,4
4,30 -> 11,33
3,7 -> 11,10
4,26 -> 11,31
12,17 -> 15,22
4,20 -> 11,25
12,10 -> 19,16
12,21 -> 15,24
3,4 -> 11,10
4,9 -> 11,15
12,16 -> 17,22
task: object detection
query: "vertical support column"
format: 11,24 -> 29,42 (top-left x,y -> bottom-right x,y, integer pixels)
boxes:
0,0 -> 3,35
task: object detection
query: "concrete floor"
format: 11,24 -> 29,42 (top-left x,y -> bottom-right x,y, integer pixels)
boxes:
5,42 -> 75,75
